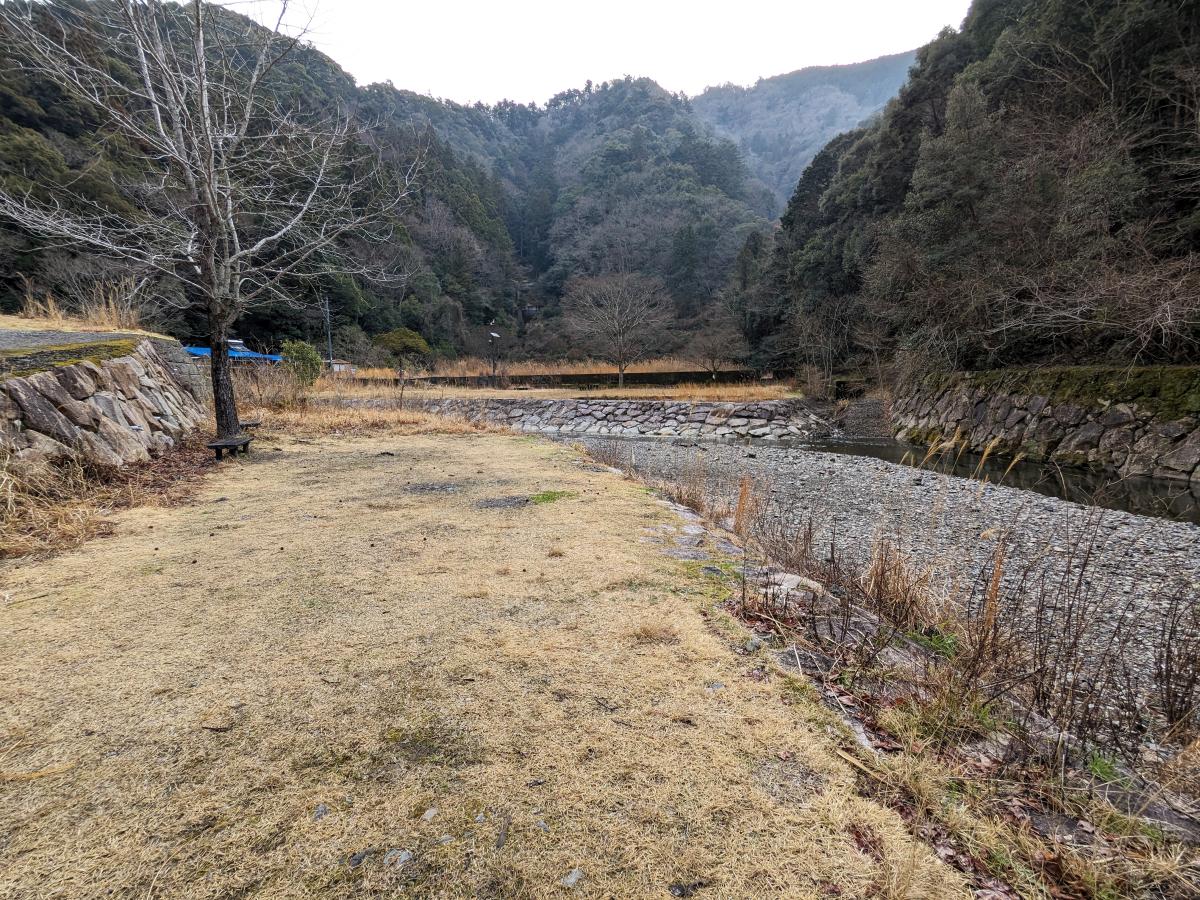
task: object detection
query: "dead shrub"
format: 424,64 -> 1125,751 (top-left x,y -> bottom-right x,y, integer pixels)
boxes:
233,364 -> 307,410
663,456 -> 710,515
1,452 -> 109,557
586,439 -> 633,471
1155,588 -> 1200,734
733,475 -> 758,539
1,442 -> 212,558
861,541 -> 944,632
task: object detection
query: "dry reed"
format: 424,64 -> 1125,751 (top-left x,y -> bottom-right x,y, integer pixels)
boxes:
428,355 -> 729,378
1,442 -> 212,559
248,403 -> 509,438
322,379 -> 798,403
17,280 -> 146,332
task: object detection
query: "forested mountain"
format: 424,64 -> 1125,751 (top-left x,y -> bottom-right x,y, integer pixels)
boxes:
499,79 -> 772,354
692,51 -> 916,211
0,12 -> 525,359
0,6 -> 769,361
733,0 -> 1200,375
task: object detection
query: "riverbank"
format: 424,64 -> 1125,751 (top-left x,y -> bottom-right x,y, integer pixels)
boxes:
0,426 -> 964,897
893,366 -> 1200,487
571,436 -> 1200,688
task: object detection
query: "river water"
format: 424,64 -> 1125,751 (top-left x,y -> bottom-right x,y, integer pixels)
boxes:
802,437 -> 1200,524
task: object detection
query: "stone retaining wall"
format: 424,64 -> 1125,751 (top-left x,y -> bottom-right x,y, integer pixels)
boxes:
408,397 -> 834,441
151,338 -> 211,402
893,367 -> 1200,484
1,339 -> 209,467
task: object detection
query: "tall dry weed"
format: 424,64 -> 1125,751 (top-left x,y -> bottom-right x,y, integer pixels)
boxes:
19,277 -> 145,331
429,355 -> 720,378
733,475 -> 755,538
1,444 -> 211,558
233,365 -> 307,410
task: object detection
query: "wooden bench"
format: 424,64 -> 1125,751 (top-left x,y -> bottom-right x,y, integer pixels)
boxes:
206,434 -> 252,460
239,419 -> 262,430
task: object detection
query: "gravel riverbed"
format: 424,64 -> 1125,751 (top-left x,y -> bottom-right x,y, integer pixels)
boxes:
572,436 -> 1200,682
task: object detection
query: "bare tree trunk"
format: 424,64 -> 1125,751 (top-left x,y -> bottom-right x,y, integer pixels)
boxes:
563,275 -> 669,394
209,316 -> 240,438
0,3 -> 419,443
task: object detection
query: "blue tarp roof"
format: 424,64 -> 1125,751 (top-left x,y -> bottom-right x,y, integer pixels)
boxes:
184,346 -> 282,362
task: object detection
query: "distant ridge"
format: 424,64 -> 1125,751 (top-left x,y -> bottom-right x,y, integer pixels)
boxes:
692,50 -> 916,211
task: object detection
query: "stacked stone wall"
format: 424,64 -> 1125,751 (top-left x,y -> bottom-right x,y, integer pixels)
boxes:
406,397 -> 833,441
1,339 -> 208,467
893,367 -> 1200,484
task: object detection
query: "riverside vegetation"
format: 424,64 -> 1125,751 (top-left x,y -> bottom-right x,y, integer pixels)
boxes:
1,0 -> 1199,896
584,436 -> 1200,898
4,0 -> 1193,382
2,343 -> 1197,896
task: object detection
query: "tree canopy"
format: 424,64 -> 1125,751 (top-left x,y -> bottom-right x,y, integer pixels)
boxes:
731,0 -> 1200,376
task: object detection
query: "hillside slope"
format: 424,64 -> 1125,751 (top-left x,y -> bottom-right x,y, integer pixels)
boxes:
692,51 -> 916,210
732,0 -> 1200,371
0,9 -> 768,358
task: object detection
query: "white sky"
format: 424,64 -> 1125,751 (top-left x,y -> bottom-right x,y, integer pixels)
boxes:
241,0 -> 973,105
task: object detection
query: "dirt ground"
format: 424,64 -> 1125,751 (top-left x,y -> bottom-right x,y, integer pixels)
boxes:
0,431 -> 964,898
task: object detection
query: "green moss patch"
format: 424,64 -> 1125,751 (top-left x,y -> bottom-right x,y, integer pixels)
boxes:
0,339 -> 139,380
529,489 -> 575,504
916,365 -> 1200,421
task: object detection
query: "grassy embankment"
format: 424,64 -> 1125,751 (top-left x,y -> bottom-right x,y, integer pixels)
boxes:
588,439 -> 1200,899
317,377 -> 802,404
422,355 -> 724,378
0,413 -> 966,897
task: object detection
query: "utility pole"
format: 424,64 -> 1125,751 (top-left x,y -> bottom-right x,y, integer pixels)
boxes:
486,320 -> 503,388
322,295 -> 335,369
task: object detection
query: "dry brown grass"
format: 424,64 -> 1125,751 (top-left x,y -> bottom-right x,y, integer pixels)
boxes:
583,382 -> 796,401
589,446 -> 1200,896
0,311 -> 162,338
233,364 -> 308,410
12,280 -> 150,332
733,475 -> 756,539
630,622 -> 680,645
0,442 -> 213,559
249,402 -> 510,438
313,378 -> 799,403
429,355 -> 727,378
0,430 -> 966,897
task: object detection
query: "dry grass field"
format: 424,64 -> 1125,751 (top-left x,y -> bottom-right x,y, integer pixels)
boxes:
314,377 -> 801,404
0,427 -> 963,898
422,355 -> 726,379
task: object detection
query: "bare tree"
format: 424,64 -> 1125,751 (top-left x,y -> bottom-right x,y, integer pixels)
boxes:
563,274 -> 670,387
786,306 -> 851,399
686,317 -> 748,378
852,316 -> 892,389
0,1 -> 418,437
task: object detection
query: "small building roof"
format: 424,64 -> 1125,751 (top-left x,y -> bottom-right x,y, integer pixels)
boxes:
184,345 -> 282,362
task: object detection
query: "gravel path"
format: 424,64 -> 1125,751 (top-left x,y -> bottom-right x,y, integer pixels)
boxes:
574,436 -> 1200,683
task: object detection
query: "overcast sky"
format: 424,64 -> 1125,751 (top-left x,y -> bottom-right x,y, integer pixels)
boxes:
243,0 -> 974,105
